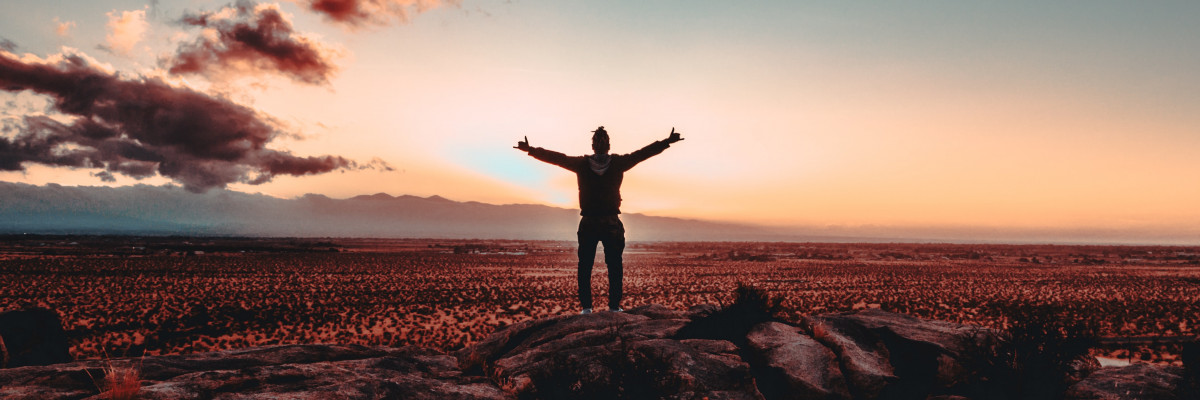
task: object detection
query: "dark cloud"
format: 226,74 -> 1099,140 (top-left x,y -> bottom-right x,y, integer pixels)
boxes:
164,1 -> 337,85
0,38 -> 16,53
92,170 -> 117,182
0,49 -> 373,192
301,0 -> 458,28
365,157 -> 395,171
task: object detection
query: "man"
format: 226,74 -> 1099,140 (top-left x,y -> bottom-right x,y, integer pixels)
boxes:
515,126 -> 684,314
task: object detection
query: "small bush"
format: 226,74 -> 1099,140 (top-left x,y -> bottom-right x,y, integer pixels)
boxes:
1183,341 -> 1200,399
1005,306 -> 1097,400
676,283 -> 784,344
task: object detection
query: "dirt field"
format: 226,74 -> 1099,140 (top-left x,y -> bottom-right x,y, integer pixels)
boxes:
2,236 -> 1198,365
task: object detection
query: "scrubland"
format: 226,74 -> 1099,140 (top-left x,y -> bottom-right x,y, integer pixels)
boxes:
2,237 -> 1197,365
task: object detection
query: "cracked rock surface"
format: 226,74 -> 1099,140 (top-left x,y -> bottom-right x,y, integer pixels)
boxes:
2,305 -> 1190,399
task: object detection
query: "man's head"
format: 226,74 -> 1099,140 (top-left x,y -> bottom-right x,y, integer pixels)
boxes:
591,126 -> 610,155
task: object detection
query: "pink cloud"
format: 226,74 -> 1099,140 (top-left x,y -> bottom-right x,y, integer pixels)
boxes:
164,2 -> 339,86
54,18 -> 77,38
105,8 -> 148,54
300,0 -> 459,28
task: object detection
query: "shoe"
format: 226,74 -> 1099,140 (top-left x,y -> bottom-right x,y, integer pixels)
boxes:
612,308 -> 624,312
581,308 -> 593,315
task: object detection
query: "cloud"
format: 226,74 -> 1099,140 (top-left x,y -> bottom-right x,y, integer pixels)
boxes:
0,48 -> 374,192
164,1 -> 338,86
105,8 -> 148,54
54,18 -> 77,38
92,170 -> 117,182
298,0 -> 459,28
0,39 -> 15,53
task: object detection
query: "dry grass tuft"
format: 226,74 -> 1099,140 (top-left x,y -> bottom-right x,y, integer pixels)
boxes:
85,350 -> 143,400
100,361 -> 142,400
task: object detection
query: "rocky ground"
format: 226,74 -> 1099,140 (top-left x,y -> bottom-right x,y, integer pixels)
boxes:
1,304 -> 1195,399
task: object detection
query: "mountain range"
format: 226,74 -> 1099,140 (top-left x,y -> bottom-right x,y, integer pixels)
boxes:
4,182 -> 1196,245
0,182 -> 791,241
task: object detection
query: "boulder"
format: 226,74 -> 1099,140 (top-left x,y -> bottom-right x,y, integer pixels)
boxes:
745,321 -> 851,400
0,308 -> 73,368
804,309 -> 1011,400
804,313 -> 898,399
459,309 -> 761,399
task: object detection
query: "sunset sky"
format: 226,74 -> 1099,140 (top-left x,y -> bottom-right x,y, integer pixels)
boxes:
2,1 -> 1199,243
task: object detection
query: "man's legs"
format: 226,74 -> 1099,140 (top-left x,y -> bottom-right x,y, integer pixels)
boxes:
601,234 -> 625,310
577,231 -> 600,311
599,217 -> 626,310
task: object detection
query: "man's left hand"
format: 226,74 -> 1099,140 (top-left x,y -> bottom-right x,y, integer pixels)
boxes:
665,127 -> 684,144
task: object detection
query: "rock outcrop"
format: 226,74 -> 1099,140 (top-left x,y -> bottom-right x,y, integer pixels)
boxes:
453,305 -> 1012,399
458,305 -> 761,399
0,305 -> 1192,399
0,308 -> 73,368
0,344 -> 505,400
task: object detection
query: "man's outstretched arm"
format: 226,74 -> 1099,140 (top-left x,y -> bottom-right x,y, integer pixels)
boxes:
623,127 -> 684,168
514,136 -> 577,170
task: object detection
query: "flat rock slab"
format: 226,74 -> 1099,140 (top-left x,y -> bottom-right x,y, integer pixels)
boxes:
1065,364 -> 1189,400
0,344 -> 507,400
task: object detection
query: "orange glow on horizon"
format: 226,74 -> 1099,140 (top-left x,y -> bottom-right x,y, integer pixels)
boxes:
3,2 -> 1199,243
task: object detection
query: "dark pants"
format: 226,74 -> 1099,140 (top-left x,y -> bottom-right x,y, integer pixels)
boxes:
577,215 -> 625,310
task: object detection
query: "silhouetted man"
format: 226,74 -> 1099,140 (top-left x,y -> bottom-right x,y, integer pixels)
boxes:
515,126 -> 684,314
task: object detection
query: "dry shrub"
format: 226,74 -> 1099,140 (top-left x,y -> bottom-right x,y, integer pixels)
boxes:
101,362 -> 141,400
85,351 -> 142,400
1183,341 -> 1200,399
1005,305 -> 1097,400
676,283 -> 784,344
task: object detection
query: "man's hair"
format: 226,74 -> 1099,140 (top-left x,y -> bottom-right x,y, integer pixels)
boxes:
592,126 -> 608,142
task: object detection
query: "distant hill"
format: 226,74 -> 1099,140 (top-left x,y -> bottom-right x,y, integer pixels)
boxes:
5,183 -> 1194,244
0,182 -> 789,241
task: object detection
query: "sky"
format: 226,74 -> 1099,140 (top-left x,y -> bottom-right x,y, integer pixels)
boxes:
2,1 -> 1199,243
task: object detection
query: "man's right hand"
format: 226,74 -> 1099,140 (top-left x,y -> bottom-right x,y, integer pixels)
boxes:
514,136 -> 531,152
